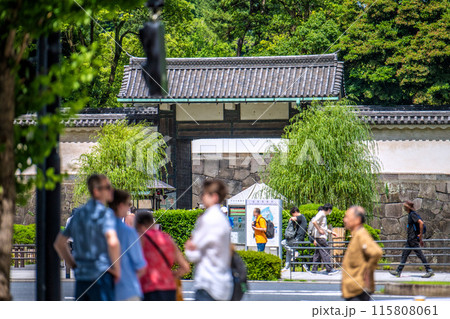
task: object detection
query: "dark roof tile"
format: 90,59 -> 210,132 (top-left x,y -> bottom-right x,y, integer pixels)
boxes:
118,54 -> 345,99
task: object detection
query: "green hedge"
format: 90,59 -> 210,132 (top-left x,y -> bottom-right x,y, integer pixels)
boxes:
237,250 -> 281,281
13,224 -> 36,244
153,209 -> 203,248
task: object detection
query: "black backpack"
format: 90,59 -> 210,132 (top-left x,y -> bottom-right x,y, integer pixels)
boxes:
230,251 -> 248,301
265,218 -> 275,239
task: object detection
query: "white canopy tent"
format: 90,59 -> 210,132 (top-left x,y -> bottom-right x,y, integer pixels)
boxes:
227,182 -> 284,204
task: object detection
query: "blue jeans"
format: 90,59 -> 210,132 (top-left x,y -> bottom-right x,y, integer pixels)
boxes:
195,289 -> 216,301
257,243 -> 266,252
75,272 -> 115,301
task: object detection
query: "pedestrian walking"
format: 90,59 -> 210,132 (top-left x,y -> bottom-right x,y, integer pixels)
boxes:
184,179 -> 233,301
54,174 -> 120,301
342,206 -> 382,301
109,189 -> 147,301
281,207 -> 307,272
136,210 -> 190,301
252,208 -> 267,252
389,201 -> 434,278
310,203 -> 338,274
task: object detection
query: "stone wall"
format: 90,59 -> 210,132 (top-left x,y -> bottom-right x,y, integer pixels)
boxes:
191,154 -> 450,242
373,174 -> 450,240
192,153 -> 270,207
15,180 -> 77,226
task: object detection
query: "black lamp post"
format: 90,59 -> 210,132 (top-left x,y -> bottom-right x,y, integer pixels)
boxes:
139,0 -> 167,97
36,32 -> 61,301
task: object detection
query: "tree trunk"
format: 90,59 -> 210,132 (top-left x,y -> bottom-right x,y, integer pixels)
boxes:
0,61 -> 16,301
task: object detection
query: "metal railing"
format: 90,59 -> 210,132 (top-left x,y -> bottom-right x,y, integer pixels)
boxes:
11,244 -> 36,268
285,239 -> 450,271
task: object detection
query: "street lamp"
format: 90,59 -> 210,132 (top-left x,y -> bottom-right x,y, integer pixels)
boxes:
139,0 -> 168,97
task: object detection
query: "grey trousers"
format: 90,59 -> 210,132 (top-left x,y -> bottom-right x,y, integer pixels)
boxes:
312,238 -> 332,272
281,239 -> 294,268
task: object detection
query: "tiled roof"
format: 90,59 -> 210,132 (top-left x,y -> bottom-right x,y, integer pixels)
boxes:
357,106 -> 450,125
118,54 -> 344,99
14,107 -> 158,127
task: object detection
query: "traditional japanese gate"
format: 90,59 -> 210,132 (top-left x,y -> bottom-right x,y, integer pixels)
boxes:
117,54 -> 345,208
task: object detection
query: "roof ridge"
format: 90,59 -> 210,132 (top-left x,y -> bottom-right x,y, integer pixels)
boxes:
129,53 -> 338,68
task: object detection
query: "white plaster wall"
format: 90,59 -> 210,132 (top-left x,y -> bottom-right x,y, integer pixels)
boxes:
60,142 -> 96,174
240,102 -> 289,120
374,140 -> 450,174
176,103 -> 223,121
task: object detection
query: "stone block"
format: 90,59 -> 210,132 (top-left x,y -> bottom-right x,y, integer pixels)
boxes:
437,193 -> 450,202
385,203 -> 403,218
412,198 -> 423,210
192,174 -> 206,195
436,182 -> 447,193
225,180 -> 242,196
399,190 -> 419,202
386,192 -> 400,203
369,218 -> 382,230
218,167 -> 234,179
204,160 -> 219,177
447,182 -> 450,194
192,160 -> 204,175
250,158 -> 262,173
233,169 -> 251,181
373,204 -> 385,218
399,182 -> 420,192
381,218 -> 401,235
379,194 -> 388,204
418,183 -> 436,199
192,194 -> 201,208
242,175 -> 257,188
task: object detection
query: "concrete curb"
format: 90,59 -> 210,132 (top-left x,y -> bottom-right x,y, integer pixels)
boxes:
385,283 -> 450,297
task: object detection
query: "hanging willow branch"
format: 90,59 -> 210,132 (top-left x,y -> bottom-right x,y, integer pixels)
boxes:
262,102 -> 380,216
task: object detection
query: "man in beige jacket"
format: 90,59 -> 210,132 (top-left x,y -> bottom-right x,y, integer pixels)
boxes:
342,206 -> 382,301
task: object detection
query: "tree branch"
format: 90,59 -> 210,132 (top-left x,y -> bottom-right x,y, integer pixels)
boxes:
15,33 -> 30,66
119,30 -> 139,43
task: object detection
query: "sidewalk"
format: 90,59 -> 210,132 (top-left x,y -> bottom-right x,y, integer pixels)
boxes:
10,265 -> 74,281
282,269 -> 450,283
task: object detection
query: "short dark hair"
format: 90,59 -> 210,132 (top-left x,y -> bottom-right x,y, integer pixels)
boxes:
323,203 -> 333,211
109,189 -> 130,212
318,205 -> 324,211
254,208 -> 261,214
202,179 -> 227,203
135,210 -> 154,227
350,205 -> 366,224
87,174 -> 108,196
290,207 -> 300,216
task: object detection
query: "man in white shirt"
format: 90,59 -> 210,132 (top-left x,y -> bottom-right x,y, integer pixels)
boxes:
311,203 -> 338,275
185,179 -> 233,301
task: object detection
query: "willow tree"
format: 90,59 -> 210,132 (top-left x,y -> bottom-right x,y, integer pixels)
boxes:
73,121 -> 168,204
263,103 -> 380,214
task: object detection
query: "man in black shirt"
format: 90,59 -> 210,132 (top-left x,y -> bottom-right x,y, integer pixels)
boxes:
389,201 -> 434,278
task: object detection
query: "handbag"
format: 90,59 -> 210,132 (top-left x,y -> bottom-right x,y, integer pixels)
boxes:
144,232 -> 183,301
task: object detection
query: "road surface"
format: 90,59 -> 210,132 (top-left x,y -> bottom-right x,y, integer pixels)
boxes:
11,280 -> 414,301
